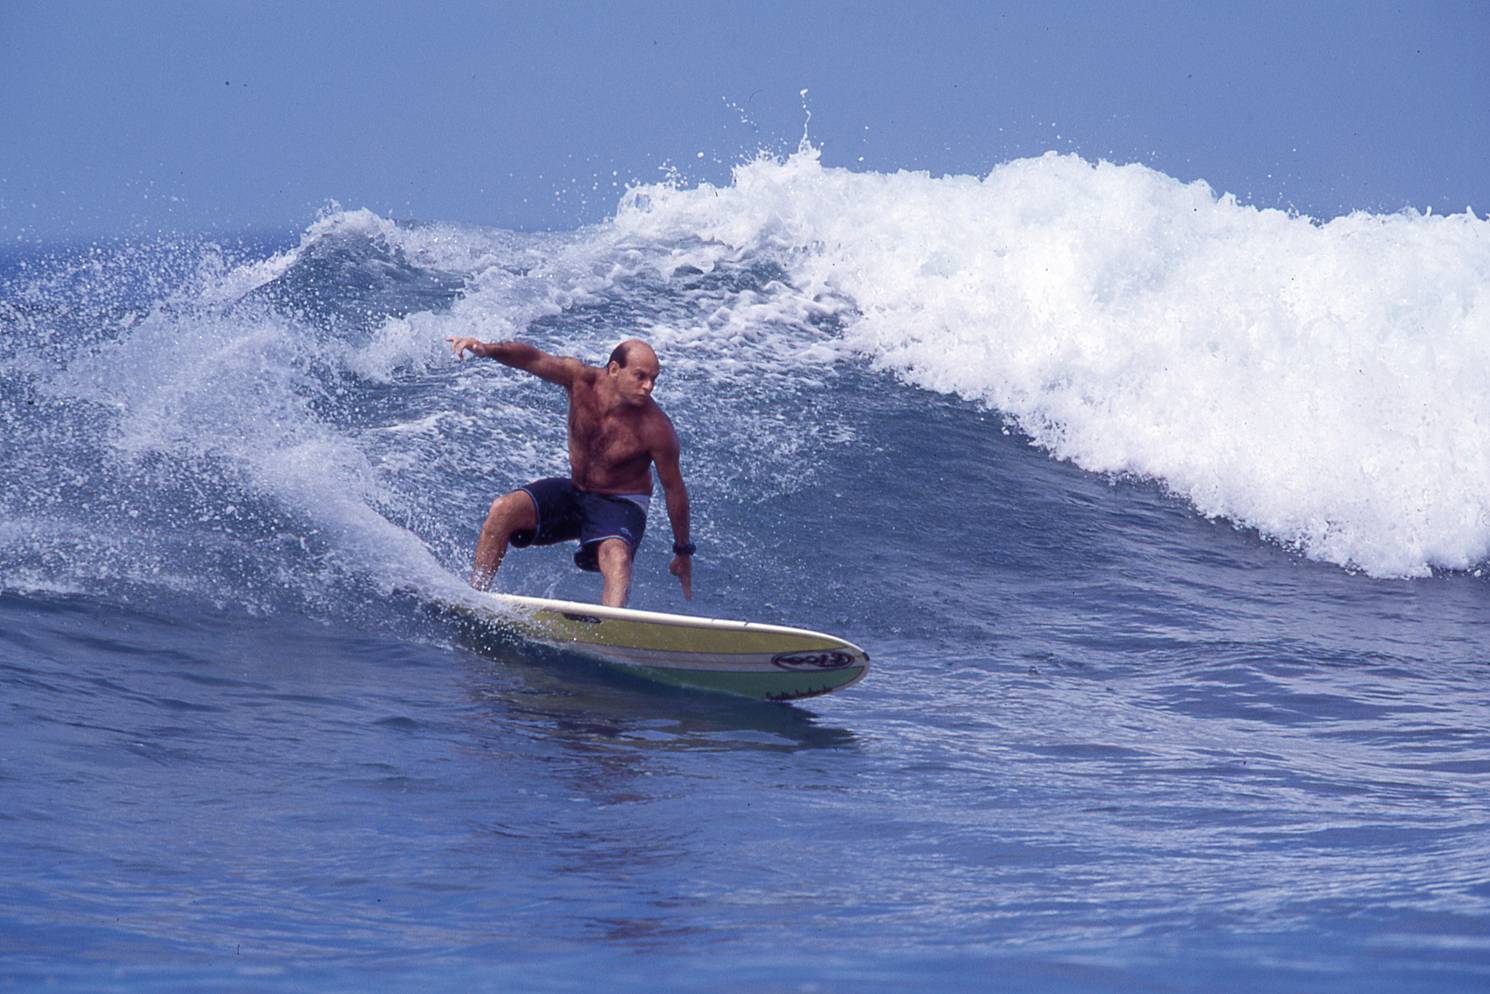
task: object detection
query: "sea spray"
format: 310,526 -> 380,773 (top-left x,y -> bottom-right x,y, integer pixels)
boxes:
8,147 -> 1487,595
614,148 -> 1490,577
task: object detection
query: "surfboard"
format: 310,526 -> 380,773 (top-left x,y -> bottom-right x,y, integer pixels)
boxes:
447,591 -> 870,701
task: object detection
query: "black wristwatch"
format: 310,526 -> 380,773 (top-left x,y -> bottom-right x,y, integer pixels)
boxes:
672,541 -> 696,556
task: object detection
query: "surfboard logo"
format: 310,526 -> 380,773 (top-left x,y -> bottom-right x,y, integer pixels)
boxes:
771,650 -> 857,671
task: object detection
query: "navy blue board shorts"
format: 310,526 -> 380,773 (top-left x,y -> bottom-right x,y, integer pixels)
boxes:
510,477 -> 650,572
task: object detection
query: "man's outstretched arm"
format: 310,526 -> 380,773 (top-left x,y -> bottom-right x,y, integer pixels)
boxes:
653,427 -> 693,600
447,338 -> 584,387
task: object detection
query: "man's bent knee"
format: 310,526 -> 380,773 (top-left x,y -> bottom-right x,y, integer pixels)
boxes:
595,538 -> 634,569
484,490 -> 536,533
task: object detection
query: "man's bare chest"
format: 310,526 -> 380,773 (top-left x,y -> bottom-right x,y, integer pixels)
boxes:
569,398 -> 648,463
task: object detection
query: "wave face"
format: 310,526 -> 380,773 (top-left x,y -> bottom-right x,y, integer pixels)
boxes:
612,148 -> 1490,578
0,202 -> 871,617
3,150 -> 1488,616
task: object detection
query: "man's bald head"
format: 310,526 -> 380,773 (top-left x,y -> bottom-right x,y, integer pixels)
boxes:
608,339 -> 658,370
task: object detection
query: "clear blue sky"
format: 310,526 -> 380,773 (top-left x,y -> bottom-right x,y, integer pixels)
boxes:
3,0 -> 1486,243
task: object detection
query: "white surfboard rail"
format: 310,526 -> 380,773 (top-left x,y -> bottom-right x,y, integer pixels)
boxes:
451,591 -> 871,701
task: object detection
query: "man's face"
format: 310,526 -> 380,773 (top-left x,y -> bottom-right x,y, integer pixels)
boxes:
610,354 -> 659,406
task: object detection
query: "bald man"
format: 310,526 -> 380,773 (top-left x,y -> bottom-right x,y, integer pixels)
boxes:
446,336 -> 693,607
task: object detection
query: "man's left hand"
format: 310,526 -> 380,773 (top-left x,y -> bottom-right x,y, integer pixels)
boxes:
669,555 -> 693,600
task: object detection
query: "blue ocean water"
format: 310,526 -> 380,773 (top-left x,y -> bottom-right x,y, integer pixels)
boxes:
3,151 -> 1490,992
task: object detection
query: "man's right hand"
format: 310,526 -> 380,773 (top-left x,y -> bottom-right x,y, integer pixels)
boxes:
447,336 -> 483,359
669,555 -> 693,600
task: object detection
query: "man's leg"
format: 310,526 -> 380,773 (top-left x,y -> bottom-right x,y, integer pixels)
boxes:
470,490 -> 537,590
595,538 -> 634,607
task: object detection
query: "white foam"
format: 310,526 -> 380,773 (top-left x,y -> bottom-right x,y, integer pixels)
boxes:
33,155 -> 1488,588
328,204 -> 857,516
613,149 -> 1490,577
38,279 -> 455,604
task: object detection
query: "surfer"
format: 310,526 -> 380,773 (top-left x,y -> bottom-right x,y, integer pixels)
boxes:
446,336 -> 694,607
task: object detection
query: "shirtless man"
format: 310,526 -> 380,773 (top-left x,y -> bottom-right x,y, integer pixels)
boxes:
446,336 -> 693,608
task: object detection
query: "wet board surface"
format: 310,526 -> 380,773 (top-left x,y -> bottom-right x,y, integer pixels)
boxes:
449,591 -> 870,701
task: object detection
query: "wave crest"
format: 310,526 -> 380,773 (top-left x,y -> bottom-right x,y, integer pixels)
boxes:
616,149 -> 1490,577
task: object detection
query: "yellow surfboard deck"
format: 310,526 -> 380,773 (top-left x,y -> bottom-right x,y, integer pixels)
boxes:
451,591 -> 870,701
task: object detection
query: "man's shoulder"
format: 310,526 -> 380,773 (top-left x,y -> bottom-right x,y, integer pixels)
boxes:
566,362 -> 603,390
643,401 -> 679,444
